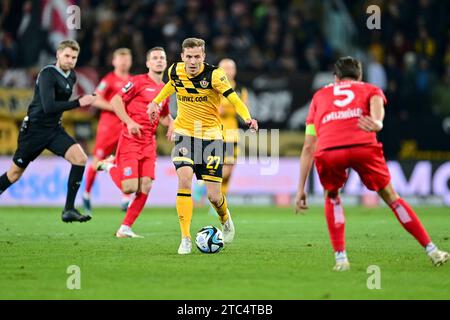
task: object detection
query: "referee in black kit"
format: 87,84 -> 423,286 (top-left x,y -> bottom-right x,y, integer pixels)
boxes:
0,40 -> 96,223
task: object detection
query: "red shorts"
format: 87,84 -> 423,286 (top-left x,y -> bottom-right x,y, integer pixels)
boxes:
314,143 -> 391,192
115,136 -> 157,181
93,117 -> 122,159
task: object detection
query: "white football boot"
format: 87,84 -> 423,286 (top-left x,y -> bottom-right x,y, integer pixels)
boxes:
178,236 -> 192,254
333,251 -> 350,271
115,225 -> 143,238
428,249 -> 449,267
333,260 -> 351,272
222,210 -> 235,244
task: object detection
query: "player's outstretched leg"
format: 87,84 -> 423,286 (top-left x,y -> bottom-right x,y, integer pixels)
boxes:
115,178 -> 151,239
177,188 -> 193,253
206,182 -> 234,243
379,183 -> 449,267
324,191 -> 349,271
175,166 -> 194,254
83,156 -> 101,215
62,164 -> 91,222
62,145 -> 91,223
0,164 -> 24,196
96,156 -> 132,211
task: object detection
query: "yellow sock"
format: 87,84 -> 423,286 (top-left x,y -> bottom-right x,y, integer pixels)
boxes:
221,178 -> 229,195
212,194 -> 229,224
176,188 -> 193,238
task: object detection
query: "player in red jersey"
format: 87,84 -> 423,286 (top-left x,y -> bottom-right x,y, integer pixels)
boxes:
83,48 -> 133,215
295,56 -> 448,271
96,47 -> 173,238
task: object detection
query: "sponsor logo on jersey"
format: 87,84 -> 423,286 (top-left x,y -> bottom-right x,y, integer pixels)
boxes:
122,81 -> 133,93
177,95 -> 208,102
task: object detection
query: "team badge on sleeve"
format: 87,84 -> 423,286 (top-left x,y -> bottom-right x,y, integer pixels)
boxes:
122,81 -> 133,93
96,81 -> 107,91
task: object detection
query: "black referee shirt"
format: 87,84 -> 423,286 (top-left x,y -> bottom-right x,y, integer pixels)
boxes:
27,64 -> 80,128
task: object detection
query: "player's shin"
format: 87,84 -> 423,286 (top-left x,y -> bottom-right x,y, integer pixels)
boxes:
0,173 -> 13,195
109,166 -> 122,190
84,165 -> 97,194
122,192 -> 148,227
389,198 -> 432,247
65,165 -> 85,210
212,194 -> 229,224
325,197 -> 346,253
176,189 -> 193,238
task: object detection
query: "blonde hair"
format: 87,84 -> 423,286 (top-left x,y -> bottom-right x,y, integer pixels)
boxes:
113,48 -> 132,57
182,38 -> 205,52
146,46 -> 165,59
57,39 -> 80,52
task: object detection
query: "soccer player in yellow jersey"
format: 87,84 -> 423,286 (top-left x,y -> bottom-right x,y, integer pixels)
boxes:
148,38 -> 258,254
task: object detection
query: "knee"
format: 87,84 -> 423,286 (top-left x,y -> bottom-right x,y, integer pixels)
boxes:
7,169 -> 23,183
122,183 -> 138,194
326,190 -> 339,199
178,177 -> 192,190
207,190 -> 222,205
140,179 -> 152,194
75,154 -> 88,166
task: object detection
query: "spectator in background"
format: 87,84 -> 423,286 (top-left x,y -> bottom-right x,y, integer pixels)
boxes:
367,50 -> 387,91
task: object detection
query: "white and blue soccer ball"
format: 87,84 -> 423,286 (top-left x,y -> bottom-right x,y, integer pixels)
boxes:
195,226 -> 224,254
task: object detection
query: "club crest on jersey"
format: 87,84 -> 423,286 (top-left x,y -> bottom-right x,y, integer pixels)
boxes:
199,79 -> 209,88
122,81 -> 133,93
124,167 -> 133,177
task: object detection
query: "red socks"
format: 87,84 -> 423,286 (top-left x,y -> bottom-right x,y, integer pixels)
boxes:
84,165 -> 97,194
122,192 -> 148,227
325,197 -> 346,252
389,198 -> 431,247
109,166 -> 122,190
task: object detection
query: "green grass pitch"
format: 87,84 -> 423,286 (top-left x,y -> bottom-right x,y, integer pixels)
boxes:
0,205 -> 449,300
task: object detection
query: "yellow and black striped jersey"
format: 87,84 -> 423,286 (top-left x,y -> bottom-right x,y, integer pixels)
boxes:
153,62 -> 251,140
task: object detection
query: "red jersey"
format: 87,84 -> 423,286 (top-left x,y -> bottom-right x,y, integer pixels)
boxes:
95,71 -> 131,127
117,74 -> 170,145
306,80 -> 387,152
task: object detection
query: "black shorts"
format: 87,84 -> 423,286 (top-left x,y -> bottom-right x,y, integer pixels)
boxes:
171,134 -> 224,183
13,118 -> 77,168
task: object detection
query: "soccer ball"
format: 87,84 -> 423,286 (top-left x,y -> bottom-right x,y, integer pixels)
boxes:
195,226 -> 224,254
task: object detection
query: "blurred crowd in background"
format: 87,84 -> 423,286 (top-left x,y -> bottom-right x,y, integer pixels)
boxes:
0,0 -> 449,149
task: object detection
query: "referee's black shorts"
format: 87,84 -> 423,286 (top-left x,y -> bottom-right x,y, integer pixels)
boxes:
13,118 -> 77,168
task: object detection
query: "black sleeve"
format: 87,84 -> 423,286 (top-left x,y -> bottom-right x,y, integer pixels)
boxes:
38,69 -> 80,114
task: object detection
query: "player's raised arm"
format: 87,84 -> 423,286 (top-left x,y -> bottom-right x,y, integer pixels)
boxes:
92,91 -> 114,111
358,95 -> 385,132
148,65 -> 176,121
212,68 -> 258,131
110,94 -> 142,137
39,69 -> 95,113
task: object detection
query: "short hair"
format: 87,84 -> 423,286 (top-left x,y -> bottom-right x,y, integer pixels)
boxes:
113,48 -> 132,57
57,39 -> 80,52
181,38 -> 205,52
334,56 -> 362,80
146,46 -> 165,59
